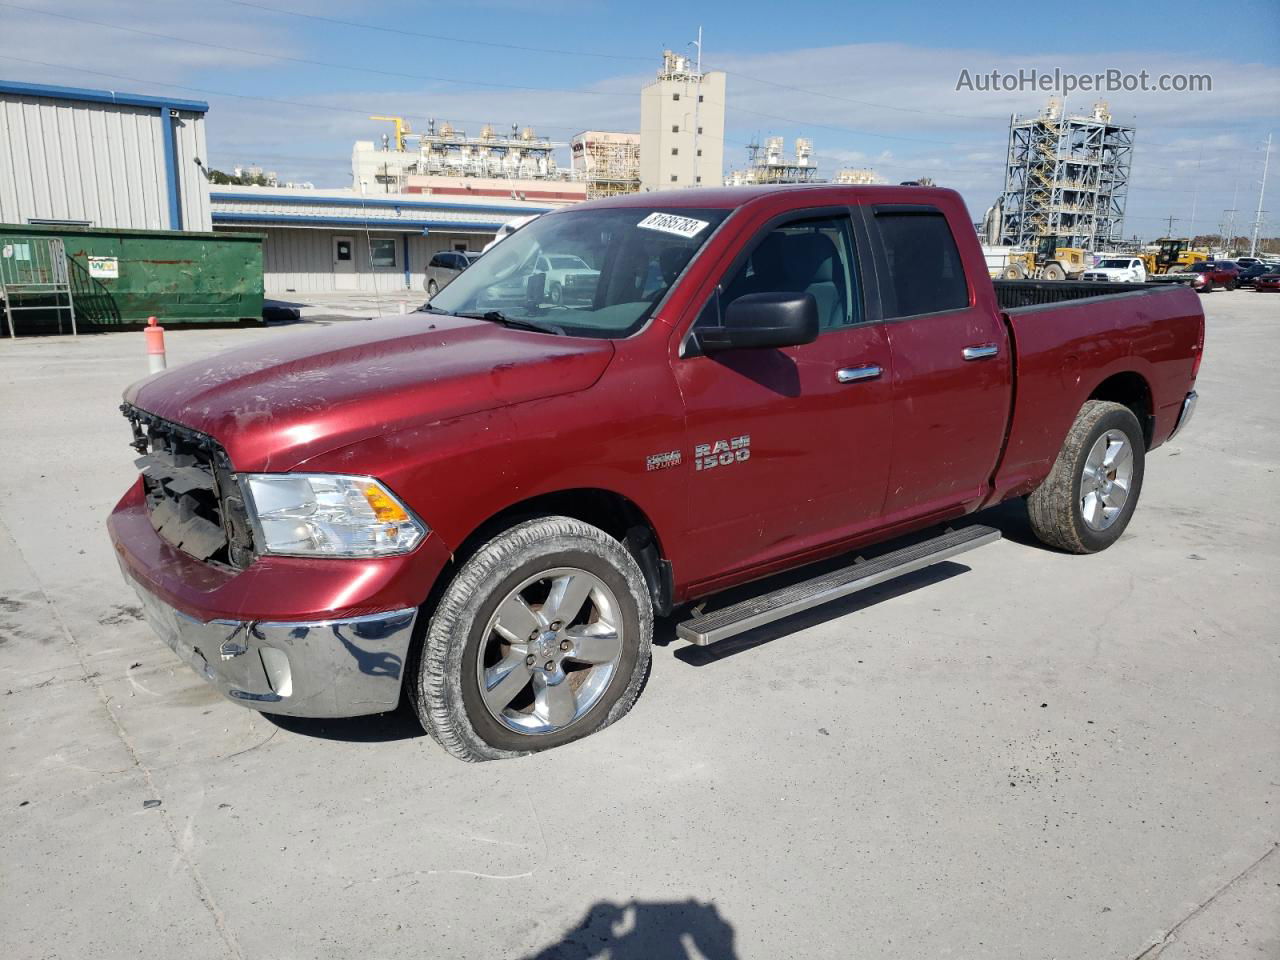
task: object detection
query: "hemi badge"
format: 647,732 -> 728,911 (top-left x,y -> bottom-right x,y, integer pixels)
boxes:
645,450 -> 682,472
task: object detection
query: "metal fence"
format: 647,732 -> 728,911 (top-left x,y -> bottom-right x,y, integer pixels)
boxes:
1,235 -> 76,336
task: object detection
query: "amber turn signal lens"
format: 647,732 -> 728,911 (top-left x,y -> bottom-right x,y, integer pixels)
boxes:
362,483 -> 411,524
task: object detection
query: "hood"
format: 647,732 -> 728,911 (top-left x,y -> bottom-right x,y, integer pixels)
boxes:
125,313 -> 614,471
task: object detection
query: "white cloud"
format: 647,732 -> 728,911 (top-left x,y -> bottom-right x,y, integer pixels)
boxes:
3,6 -> 1276,237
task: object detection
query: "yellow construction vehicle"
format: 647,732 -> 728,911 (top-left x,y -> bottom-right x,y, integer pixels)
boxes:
1140,238 -> 1212,275
999,235 -> 1089,280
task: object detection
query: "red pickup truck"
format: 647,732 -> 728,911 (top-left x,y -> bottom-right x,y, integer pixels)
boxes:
109,185 -> 1203,761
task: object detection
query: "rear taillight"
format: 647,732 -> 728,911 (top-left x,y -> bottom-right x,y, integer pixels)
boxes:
1191,322 -> 1204,379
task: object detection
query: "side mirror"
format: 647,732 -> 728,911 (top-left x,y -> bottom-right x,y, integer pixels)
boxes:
698,292 -> 819,353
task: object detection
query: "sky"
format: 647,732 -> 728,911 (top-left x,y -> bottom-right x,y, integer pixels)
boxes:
2,0 -> 1278,241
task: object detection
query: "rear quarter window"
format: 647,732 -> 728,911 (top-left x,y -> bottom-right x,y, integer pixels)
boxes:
872,209 -> 969,318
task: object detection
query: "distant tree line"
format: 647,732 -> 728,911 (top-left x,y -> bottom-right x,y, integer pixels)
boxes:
1189,235 -> 1280,255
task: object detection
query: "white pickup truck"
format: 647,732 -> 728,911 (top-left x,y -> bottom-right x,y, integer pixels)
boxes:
1082,257 -> 1147,283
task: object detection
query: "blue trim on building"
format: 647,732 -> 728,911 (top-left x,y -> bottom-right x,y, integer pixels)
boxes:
210,192 -> 552,216
212,212 -> 507,231
161,110 -> 182,230
402,235 -> 411,289
0,80 -> 209,113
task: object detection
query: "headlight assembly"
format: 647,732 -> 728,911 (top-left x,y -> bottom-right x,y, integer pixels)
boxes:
241,474 -> 426,557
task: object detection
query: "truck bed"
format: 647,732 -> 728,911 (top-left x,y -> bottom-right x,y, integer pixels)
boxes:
988,281 -> 1203,504
993,279 -> 1156,310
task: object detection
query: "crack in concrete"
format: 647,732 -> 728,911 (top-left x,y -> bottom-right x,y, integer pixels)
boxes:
1131,841 -> 1280,959
1,517 -> 245,960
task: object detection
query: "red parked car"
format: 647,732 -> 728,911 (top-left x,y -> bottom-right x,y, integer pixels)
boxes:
1191,261 -> 1241,291
1255,269 -> 1280,292
1151,260 -> 1240,292
109,185 -> 1204,760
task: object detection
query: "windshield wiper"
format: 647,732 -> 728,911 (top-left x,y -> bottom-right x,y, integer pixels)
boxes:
458,311 -> 565,335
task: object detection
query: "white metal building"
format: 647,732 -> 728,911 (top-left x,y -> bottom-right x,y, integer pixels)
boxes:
0,80 -> 211,232
209,186 -> 554,295
639,52 -> 726,191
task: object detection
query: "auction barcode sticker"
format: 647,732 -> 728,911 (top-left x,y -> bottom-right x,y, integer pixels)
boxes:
636,212 -> 710,239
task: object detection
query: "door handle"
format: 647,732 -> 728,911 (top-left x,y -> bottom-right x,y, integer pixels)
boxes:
836,365 -> 882,383
962,344 -> 999,361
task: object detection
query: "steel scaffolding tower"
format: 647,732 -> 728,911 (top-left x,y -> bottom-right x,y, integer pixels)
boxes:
999,99 -> 1134,250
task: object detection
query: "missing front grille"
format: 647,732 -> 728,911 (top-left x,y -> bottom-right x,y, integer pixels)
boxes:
122,404 -> 253,568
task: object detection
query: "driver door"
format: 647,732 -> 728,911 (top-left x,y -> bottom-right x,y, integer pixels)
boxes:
672,209 -> 894,589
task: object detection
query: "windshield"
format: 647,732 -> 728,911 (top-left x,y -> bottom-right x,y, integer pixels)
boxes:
1099,259 -> 1132,268
428,206 -> 730,338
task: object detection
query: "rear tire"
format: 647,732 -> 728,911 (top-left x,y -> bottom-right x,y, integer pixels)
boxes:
427,279 -> 438,297
410,517 -> 652,761
1027,400 -> 1146,554
1042,263 -> 1066,281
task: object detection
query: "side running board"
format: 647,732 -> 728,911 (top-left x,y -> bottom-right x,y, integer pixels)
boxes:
676,525 -> 1001,646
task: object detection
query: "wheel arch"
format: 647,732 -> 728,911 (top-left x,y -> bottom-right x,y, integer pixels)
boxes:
1088,370 -> 1154,448
444,487 -> 674,617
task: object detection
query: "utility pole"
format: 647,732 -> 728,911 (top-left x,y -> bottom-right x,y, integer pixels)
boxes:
1224,157 -> 1243,252
689,26 -> 703,188
1250,132 -> 1272,257
1164,214 -> 1179,236
1188,145 -> 1203,240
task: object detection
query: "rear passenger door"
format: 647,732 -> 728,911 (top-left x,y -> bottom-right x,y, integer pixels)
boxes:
867,204 -> 1012,521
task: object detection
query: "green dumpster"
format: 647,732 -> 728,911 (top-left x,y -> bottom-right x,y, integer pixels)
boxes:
0,223 -> 263,331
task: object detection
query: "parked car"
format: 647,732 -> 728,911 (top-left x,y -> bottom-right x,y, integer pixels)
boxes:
1150,260 -> 1240,292
1082,257 -> 1147,283
1255,269 -> 1280,292
535,253 -> 600,305
1199,261 -> 1242,289
109,185 -> 1203,761
1233,256 -> 1278,271
1234,262 -> 1275,287
424,250 -> 481,297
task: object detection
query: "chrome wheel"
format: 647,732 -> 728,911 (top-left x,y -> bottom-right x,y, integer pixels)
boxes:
476,567 -> 623,736
1080,429 -> 1134,531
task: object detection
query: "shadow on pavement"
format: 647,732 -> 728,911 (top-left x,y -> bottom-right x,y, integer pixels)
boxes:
663,560 -> 968,664
519,898 -> 738,960
266,701 -> 426,743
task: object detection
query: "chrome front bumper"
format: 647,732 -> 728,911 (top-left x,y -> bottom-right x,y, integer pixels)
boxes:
123,565 -> 417,718
1169,389 -> 1198,441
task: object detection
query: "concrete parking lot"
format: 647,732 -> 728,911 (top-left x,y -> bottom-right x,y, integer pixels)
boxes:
1,292 -> 1277,960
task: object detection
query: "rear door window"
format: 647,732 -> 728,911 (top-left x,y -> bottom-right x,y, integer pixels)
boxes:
872,209 -> 969,318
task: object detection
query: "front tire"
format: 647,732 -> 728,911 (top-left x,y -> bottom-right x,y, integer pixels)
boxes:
1027,400 -> 1146,554
411,517 -> 653,761
426,279 -> 438,297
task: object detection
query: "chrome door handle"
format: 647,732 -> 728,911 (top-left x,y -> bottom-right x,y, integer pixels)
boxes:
962,344 -> 999,361
836,365 -> 882,383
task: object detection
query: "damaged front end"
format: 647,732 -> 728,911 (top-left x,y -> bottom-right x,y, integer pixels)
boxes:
122,402 -> 256,569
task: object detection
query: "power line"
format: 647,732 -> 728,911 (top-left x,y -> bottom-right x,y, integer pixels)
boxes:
0,55 -> 595,134
712,68 -> 991,122
221,0 -> 652,62
2,2 -> 968,150
0,2 -> 635,100
218,0 -> 1027,129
